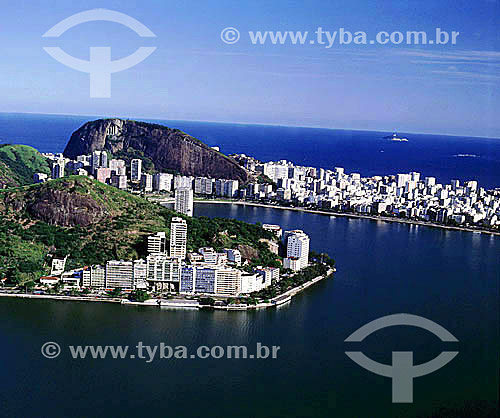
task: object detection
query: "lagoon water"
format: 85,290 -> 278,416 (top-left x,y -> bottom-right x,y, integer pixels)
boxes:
1,204 -> 498,417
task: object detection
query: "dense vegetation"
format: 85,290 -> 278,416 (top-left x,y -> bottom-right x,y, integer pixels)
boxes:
0,144 -> 50,186
250,259 -> 334,300
0,176 -> 280,285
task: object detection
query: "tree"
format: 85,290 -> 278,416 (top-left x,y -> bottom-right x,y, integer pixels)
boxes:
129,290 -> 150,302
107,288 -> 123,298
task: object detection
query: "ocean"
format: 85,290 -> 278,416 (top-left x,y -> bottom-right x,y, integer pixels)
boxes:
1,112 -> 500,189
0,113 -> 499,417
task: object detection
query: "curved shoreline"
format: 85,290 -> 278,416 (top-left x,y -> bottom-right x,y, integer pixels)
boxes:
0,269 -> 334,310
190,199 -> 500,237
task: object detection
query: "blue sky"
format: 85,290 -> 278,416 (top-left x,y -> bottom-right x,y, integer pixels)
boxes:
0,0 -> 499,137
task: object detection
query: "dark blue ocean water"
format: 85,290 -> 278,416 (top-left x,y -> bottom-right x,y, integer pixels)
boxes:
1,112 -> 500,189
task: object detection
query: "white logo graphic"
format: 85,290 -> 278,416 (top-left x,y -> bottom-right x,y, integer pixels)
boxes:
43,9 -> 156,98
345,314 -> 459,403
41,342 -> 61,359
220,27 -> 240,44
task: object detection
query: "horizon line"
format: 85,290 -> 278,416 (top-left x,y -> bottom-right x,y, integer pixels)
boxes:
1,111 -> 499,141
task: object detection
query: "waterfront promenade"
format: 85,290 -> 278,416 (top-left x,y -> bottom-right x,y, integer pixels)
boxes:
0,268 -> 334,310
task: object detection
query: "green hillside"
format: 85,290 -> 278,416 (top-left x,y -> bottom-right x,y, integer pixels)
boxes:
0,144 -> 50,187
0,176 -> 280,284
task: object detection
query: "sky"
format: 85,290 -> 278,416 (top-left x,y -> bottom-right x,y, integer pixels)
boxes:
0,0 -> 499,137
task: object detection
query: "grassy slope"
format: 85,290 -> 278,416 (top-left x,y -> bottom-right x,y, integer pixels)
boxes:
0,144 -> 50,186
0,160 -> 20,187
0,176 -> 279,284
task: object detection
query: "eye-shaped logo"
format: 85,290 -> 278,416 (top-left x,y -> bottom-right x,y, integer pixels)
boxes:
43,9 -> 156,98
345,313 -> 458,403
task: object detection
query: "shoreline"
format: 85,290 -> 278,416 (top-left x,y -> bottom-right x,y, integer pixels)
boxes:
0,268 -> 334,311
189,199 -> 500,236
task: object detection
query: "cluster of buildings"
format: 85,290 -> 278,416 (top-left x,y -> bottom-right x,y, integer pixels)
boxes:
38,150 -> 242,218
230,155 -> 500,229
38,218 -> 316,298
35,126 -> 499,229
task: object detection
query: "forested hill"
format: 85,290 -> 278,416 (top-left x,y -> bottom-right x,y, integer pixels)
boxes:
0,176 -> 279,284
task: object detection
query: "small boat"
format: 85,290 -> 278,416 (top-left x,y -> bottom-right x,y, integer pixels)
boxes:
383,133 -> 408,142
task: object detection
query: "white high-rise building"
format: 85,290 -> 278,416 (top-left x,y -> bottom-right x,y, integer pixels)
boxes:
82,265 -> 105,288
174,176 -> 193,190
153,173 -> 173,192
175,187 -> 194,217
215,179 -> 239,198
284,230 -> 310,271
130,159 -> 142,182
215,268 -> 241,297
194,177 -> 214,195
224,248 -> 242,265
109,159 -> 126,176
106,261 -> 134,289
425,177 -> 436,187
170,217 -> 187,259
147,232 -> 166,255
146,254 -> 182,291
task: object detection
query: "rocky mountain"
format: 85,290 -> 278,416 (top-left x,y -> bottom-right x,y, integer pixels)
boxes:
63,119 -> 249,182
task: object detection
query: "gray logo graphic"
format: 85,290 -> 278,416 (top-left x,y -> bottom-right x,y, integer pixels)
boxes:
345,313 -> 458,403
43,9 -> 156,98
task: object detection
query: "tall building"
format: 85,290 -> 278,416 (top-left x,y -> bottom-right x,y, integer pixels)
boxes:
91,151 -> 108,173
170,217 -> 187,259
174,176 -> 193,190
194,177 -> 214,195
111,174 -> 127,189
224,248 -> 242,265
146,255 -> 182,291
100,151 -> 108,170
215,268 -> 241,297
52,159 -> 65,179
256,267 -> 280,285
147,232 -> 166,255
215,179 -> 239,197
153,173 -> 173,192
83,265 -> 105,288
133,260 -> 148,288
96,168 -> 112,184
130,159 -> 142,183
109,159 -> 126,176
141,174 -> 153,192
175,187 -> 194,217
105,261 -> 133,289
284,230 -> 310,271
180,266 -> 217,294
425,177 -> 436,187
199,247 -> 218,264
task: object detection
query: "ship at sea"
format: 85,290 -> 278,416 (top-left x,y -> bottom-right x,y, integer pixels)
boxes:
383,132 -> 409,142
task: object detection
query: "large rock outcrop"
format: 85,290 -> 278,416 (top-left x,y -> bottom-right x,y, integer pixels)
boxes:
63,119 -> 249,182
